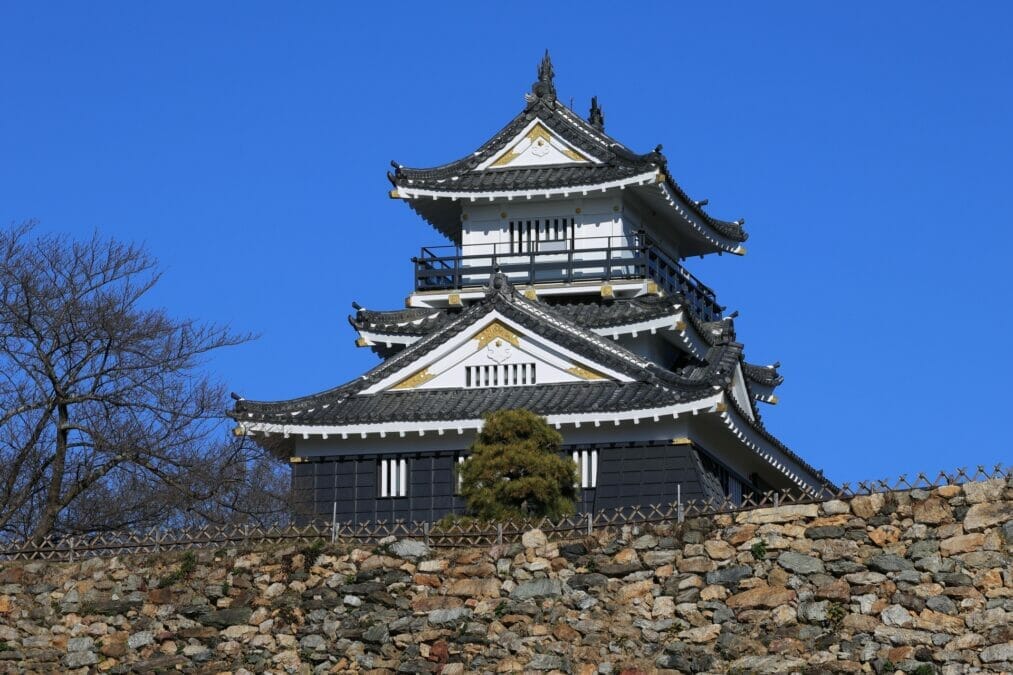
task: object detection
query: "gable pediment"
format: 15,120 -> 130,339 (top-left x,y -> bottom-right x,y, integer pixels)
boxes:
369,315 -> 628,394
476,119 -> 600,170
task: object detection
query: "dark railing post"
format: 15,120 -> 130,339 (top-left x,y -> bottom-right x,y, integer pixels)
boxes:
605,238 -> 613,281
567,247 -> 574,283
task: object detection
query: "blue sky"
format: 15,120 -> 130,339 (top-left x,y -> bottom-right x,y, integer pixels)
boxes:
2,2 -> 1011,485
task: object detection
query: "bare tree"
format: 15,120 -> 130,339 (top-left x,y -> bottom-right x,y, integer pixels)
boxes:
0,221 -> 288,542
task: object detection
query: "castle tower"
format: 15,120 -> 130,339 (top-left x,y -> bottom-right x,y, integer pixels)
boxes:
230,55 -> 830,523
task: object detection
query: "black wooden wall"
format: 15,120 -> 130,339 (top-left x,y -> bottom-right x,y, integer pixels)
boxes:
291,451 -> 466,524
291,441 -> 735,524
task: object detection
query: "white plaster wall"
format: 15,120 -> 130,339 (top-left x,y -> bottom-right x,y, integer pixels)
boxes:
623,194 -> 681,260
615,334 -> 678,368
457,195 -> 654,284
461,195 -> 625,253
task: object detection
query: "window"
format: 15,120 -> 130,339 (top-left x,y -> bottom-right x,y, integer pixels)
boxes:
572,449 -> 598,489
508,217 -> 574,253
379,458 -> 408,498
465,363 -> 536,387
455,454 -> 466,494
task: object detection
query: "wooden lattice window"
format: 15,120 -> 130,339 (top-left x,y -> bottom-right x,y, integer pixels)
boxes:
572,449 -> 598,489
465,363 -> 536,387
378,458 -> 408,498
508,217 -> 574,253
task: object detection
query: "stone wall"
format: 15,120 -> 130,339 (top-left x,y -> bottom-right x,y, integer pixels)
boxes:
0,478 -> 1009,674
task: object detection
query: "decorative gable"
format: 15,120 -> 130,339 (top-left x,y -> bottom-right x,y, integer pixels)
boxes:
476,119 -> 599,170
372,315 -> 626,394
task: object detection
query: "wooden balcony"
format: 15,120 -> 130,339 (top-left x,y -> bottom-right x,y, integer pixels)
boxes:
413,234 -> 723,321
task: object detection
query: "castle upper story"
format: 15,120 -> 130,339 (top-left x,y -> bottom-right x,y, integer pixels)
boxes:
388,53 -> 747,319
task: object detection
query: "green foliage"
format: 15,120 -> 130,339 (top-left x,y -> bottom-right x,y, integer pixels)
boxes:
750,540 -> 767,560
0,642 -> 10,652
457,409 -> 578,520
301,539 -> 325,567
910,666 -> 934,675
157,550 -> 197,588
827,601 -> 847,627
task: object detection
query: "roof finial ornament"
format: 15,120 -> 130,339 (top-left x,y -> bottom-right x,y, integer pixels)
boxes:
589,96 -> 605,130
486,268 -> 513,296
526,50 -> 557,105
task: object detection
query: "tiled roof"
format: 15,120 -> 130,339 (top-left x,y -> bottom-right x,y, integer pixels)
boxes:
350,295 -> 682,337
249,381 -> 707,426
722,391 -> 835,491
351,307 -> 456,336
235,278 -> 730,425
743,362 -> 784,388
389,90 -> 747,246
398,164 -> 648,192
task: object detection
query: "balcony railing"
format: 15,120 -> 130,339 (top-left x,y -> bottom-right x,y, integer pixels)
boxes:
413,233 -> 723,321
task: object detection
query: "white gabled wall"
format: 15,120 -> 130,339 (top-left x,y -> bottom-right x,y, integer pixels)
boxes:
420,337 -> 593,389
363,311 -> 636,395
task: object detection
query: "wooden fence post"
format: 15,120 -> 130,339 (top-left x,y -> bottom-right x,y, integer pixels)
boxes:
677,484 -> 684,524
497,523 -> 503,546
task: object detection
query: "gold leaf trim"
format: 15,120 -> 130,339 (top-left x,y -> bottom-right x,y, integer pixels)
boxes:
391,368 -> 436,390
567,365 -> 607,381
490,122 -> 589,167
473,321 -> 520,348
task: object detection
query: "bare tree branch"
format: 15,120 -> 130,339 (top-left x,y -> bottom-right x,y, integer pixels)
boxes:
0,221 -> 287,540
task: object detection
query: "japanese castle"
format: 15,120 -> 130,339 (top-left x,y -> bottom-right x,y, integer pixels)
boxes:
231,54 -> 830,523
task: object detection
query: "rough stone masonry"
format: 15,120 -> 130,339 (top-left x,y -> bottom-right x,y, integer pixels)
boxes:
0,478 -> 1009,674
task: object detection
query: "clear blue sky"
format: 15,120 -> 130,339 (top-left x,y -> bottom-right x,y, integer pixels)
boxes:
2,2 -> 1011,485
